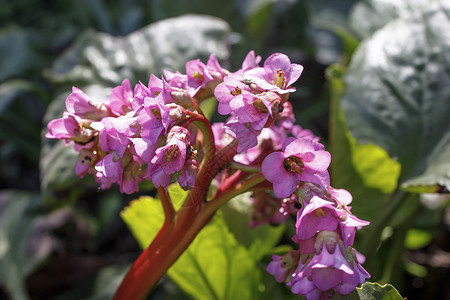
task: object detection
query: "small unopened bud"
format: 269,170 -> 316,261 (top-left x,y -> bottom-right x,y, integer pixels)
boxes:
167,103 -> 186,121
171,90 -> 194,107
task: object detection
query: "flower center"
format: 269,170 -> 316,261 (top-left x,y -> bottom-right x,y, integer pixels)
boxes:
252,98 -> 269,113
283,155 -> 304,174
276,69 -> 286,88
165,145 -> 179,162
230,86 -> 242,96
315,208 -> 326,217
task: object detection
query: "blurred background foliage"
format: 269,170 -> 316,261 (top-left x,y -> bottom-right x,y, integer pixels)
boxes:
0,0 -> 449,299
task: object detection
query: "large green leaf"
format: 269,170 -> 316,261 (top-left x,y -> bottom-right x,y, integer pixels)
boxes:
167,214 -> 260,300
120,184 -> 188,249
349,0 -> 437,39
0,191 -> 55,300
342,3 -> 450,192
328,64 -> 400,223
121,185 -> 261,300
333,282 -> 403,300
220,192 -> 285,262
50,14 -> 230,88
0,29 -> 38,82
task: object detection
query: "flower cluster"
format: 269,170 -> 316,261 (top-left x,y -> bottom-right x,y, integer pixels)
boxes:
46,51 -> 370,298
263,137 -> 370,299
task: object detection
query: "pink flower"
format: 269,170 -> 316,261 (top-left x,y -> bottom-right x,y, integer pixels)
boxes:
295,196 -> 340,240
75,147 -> 98,178
129,137 -> 159,163
241,50 -> 261,72
108,79 -> 133,116
137,97 -> 167,143
214,76 -> 253,115
95,152 -> 122,190
45,115 -> 80,140
120,158 -> 142,194
261,138 -> 331,198
231,51 -> 262,80
65,87 -> 111,120
90,112 -> 139,157
296,231 -> 370,295
211,122 -> 233,149
146,164 -> 172,189
329,187 -> 370,247
244,53 -> 303,94
151,126 -> 190,175
177,158 -> 199,190
266,250 -> 300,282
224,119 -> 260,153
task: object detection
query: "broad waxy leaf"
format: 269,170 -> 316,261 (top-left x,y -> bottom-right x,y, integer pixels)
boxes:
333,282 -> 403,300
342,2 -> 450,192
120,184 -> 187,249
167,214 -> 260,300
50,14 -> 230,87
349,0 -> 437,39
0,191 -> 54,300
327,64 -> 400,223
121,186 -> 261,300
220,192 -> 285,261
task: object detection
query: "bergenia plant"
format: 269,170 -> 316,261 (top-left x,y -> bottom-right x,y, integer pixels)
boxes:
46,51 -> 370,300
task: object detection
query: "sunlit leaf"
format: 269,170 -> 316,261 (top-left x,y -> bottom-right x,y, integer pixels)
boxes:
404,228 -> 432,250
50,15 -> 230,88
220,192 -> 285,261
120,185 -> 187,249
121,185 -> 261,300
168,214 -> 260,300
327,64 -> 400,223
342,3 -> 450,192
333,282 -> 403,300
349,0 -> 436,39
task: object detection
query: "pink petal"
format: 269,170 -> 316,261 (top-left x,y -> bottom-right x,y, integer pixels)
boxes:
287,64 -> 304,86
284,138 -> 315,156
303,150 -> 331,172
264,53 -> 292,75
261,152 -> 285,182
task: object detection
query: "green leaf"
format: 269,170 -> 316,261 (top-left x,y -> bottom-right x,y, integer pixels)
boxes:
349,0 -> 438,39
0,29 -> 37,81
120,184 -> 187,249
50,15 -> 230,88
0,191 -> 54,300
220,192 -> 285,261
168,214 -> 260,300
327,64 -> 400,223
333,282 -> 403,300
121,186 -> 261,300
199,96 -> 218,121
342,3 -> 450,192
404,228 -> 432,249
356,282 -> 403,300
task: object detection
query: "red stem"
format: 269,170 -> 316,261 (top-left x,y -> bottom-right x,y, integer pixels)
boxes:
113,131 -> 239,300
